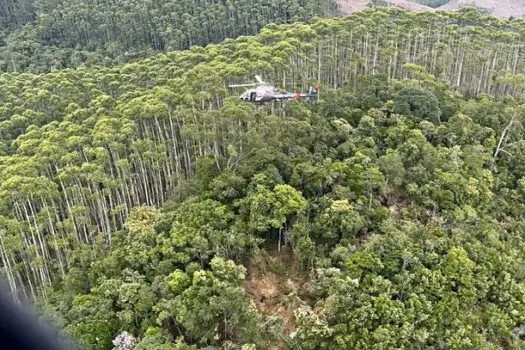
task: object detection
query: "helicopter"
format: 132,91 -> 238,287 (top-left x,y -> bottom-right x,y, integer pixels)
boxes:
228,75 -> 319,103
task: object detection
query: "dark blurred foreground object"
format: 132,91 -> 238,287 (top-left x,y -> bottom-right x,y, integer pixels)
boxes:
0,282 -> 74,349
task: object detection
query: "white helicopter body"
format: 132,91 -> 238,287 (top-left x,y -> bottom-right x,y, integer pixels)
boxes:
230,75 -> 318,103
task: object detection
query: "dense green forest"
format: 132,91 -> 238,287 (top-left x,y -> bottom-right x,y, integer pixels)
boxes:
1,5 -> 525,350
0,0 -> 340,73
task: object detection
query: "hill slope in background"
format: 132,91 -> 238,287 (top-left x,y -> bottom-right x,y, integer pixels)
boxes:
337,0 -> 525,17
440,0 -> 525,18
336,0 -> 432,13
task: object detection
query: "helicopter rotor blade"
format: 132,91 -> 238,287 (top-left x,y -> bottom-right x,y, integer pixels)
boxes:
228,83 -> 258,87
255,75 -> 265,84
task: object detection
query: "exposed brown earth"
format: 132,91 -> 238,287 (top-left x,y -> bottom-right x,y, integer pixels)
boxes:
244,248 -> 306,349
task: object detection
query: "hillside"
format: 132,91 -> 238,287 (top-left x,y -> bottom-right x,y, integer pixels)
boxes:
336,0 -> 432,13
337,0 -> 525,17
440,0 -> 525,18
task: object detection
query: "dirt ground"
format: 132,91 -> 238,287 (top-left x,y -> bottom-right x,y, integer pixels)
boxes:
243,248 -> 307,349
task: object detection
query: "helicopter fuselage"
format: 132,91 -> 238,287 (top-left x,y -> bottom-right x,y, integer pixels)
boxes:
230,76 -> 318,103
240,85 -> 276,102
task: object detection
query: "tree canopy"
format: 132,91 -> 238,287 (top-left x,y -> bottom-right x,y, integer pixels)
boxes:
0,0 -> 340,73
0,5 -> 525,350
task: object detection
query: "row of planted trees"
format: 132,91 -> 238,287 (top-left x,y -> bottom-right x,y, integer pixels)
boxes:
0,6 -> 524,304
257,7 -> 525,97
0,0 -> 341,73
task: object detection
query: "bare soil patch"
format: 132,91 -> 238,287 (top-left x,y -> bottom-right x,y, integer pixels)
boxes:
244,248 -> 307,349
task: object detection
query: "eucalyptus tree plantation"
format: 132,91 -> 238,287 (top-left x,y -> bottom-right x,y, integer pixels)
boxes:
0,6 -> 525,350
0,0 -> 341,72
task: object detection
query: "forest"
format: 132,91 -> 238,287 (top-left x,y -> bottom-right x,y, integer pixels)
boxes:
1,4 -> 525,350
0,0 -> 340,73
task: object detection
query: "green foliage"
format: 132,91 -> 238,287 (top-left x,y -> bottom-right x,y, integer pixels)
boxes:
174,257 -> 259,345
288,305 -> 333,348
237,183 -> 308,233
166,270 -> 191,295
169,197 -> 248,264
65,293 -> 120,350
2,6 -> 525,350
314,199 -> 365,243
394,88 -> 442,124
0,0 -> 340,72
134,329 -> 190,349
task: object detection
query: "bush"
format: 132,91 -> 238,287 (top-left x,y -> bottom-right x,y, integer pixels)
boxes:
393,88 -> 442,124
